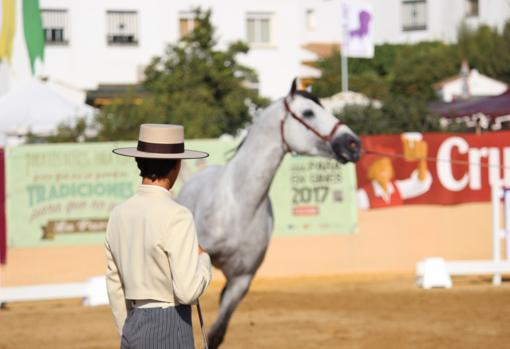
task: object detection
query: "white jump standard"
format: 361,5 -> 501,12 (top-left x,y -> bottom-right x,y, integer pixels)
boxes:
417,184 -> 510,288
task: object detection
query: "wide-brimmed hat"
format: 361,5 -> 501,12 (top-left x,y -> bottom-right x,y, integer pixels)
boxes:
112,124 -> 209,159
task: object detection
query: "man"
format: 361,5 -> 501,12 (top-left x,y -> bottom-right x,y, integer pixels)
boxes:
105,123 -> 211,348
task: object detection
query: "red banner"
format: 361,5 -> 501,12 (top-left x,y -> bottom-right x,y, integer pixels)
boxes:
0,149 -> 5,264
356,132 -> 510,209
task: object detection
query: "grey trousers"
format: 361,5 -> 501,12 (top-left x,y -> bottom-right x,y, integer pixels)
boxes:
121,305 -> 194,349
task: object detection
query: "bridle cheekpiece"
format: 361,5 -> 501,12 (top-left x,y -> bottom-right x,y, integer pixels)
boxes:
281,97 -> 343,153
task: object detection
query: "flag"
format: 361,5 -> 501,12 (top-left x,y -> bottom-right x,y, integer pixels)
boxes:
23,0 -> 44,74
342,1 -> 374,58
0,0 -> 16,62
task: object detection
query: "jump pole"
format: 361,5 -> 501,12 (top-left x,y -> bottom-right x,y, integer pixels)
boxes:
491,185 -> 502,285
504,187 -> 510,263
491,185 -> 510,285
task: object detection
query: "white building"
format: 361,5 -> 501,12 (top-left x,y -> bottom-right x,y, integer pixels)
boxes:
6,0 -> 510,101
434,68 -> 508,102
370,0 -> 510,44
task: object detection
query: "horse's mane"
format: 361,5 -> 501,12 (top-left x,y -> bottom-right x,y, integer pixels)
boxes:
226,130 -> 249,160
295,90 -> 323,107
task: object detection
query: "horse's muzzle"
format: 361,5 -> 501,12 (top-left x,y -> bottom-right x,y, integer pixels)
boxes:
331,133 -> 362,163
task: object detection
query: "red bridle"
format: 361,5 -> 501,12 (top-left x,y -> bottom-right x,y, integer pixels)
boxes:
281,98 -> 343,153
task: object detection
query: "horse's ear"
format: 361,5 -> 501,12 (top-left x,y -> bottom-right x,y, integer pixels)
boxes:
289,78 -> 297,97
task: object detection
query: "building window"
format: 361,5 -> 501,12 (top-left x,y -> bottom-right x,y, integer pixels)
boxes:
179,12 -> 196,37
107,11 -> 138,45
246,13 -> 272,45
402,0 -> 427,31
41,9 -> 69,45
306,9 -> 316,31
465,0 -> 479,17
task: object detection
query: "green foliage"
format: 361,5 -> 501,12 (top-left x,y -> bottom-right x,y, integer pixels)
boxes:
26,117 -> 89,144
92,93 -> 159,142
390,42 -> 460,101
335,97 -> 460,135
310,50 -> 341,99
457,21 -> 510,83
337,101 -> 469,136
312,42 -> 459,101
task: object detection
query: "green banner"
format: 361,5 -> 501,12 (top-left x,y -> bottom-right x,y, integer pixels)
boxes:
6,140 -> 357,247
23,0 -> 45,74
6,142 -> 138,247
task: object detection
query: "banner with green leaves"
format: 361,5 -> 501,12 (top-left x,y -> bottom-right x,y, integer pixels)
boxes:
6,140 -> 357,247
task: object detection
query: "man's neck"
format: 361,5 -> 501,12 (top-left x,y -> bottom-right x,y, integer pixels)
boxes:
142,178 -> 172,190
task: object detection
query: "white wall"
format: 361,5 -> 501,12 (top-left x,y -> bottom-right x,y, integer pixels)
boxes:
35,0 -> 175,90
370,0 -> 510,44
7,0 -> 510,101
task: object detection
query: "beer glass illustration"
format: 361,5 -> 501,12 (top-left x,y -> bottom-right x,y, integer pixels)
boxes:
401,132 -> 428,181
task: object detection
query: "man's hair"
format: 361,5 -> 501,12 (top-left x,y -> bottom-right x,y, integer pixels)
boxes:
135,158 -> 179,181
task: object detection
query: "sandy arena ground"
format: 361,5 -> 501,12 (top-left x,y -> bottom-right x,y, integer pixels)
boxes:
1,274 -> 510,349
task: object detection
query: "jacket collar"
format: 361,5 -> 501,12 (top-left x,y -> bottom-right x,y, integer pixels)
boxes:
137,184 -> 172,196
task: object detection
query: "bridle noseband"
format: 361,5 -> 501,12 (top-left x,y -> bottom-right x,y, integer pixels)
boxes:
281,97 -> 343,153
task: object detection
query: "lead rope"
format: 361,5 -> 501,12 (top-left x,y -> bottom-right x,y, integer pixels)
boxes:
196,300 -> 209,349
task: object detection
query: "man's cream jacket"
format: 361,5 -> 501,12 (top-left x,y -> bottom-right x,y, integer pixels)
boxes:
105,184 -> 212,333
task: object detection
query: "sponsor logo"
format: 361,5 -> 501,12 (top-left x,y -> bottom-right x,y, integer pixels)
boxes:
437,137 -> 510,191
41,218 -> 108,239
292,205 -> 319,216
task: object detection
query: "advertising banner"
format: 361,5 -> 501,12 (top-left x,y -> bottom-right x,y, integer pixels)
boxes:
6,142 -> 139,247
7,140 -> 358,247
357,132 -> 510,209
342,1 -> 374,58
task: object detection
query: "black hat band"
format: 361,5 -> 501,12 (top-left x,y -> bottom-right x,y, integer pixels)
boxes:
137,140 -> 185,154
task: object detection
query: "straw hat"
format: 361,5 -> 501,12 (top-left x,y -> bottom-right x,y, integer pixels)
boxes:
112,124 -> 209,159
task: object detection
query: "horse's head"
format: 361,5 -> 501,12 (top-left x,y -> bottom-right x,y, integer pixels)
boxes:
280,79 -> 361,164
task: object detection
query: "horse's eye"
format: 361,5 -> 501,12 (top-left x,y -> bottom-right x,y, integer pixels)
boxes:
303,109 -> 314,118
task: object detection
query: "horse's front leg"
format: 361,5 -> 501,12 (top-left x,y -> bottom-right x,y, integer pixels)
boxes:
207,274 -> 253,349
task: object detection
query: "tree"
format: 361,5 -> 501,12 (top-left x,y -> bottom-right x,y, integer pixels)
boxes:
457,21 -> 510,84
26,117 -> 89,143
94,9 -> 267,141
311,42 -> 458,101
336,97 -> 467,135
389,42 -> 459,101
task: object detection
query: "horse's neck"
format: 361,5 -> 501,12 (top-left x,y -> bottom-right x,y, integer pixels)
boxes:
224,101 -> 286,210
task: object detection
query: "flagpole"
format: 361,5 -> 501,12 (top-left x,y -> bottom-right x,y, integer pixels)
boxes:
341,2 -> 349,92
341,50 -> 348,92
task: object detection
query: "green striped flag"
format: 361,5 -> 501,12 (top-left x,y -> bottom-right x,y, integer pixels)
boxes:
23,0 -> 44,74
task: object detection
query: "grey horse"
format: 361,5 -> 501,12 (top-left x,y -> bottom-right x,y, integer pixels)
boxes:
177,79 -> 361,348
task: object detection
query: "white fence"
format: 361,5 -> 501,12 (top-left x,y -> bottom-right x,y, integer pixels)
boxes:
0,276 -> 109,306
417,184 -> 510,288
